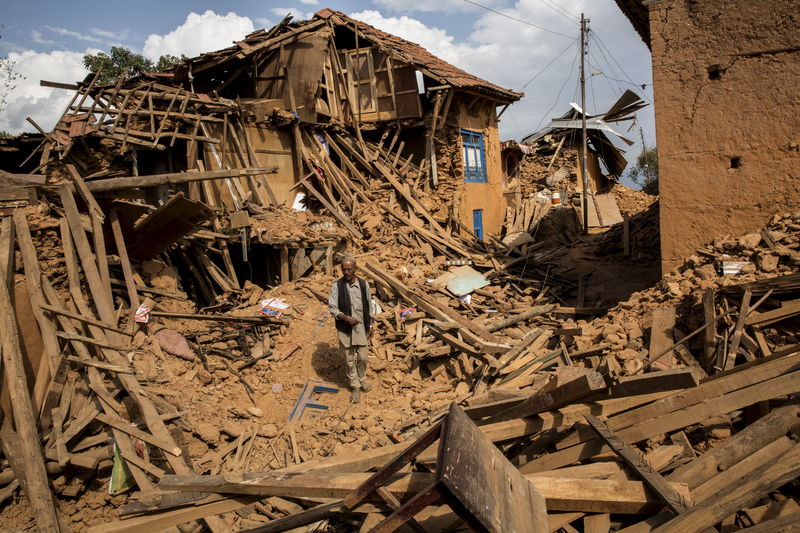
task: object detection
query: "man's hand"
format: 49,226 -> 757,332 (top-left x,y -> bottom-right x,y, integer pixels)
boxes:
343,315 -> 359,326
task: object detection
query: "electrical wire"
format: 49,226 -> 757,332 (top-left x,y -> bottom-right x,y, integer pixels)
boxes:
589,30 -> 653,103
519,37 -> 578,91
460,0 -> 575,39
530,45 -> 581,134
537,0 -> 579,24
588,50 -> 625,96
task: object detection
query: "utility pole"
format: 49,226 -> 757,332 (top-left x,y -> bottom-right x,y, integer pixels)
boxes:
579,13 -> 589,235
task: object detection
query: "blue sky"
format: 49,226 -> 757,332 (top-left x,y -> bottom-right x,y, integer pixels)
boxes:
0,0 -> 655,178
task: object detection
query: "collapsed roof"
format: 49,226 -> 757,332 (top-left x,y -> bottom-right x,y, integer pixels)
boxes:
171,9 -> 522,106
520,89 -> 647,178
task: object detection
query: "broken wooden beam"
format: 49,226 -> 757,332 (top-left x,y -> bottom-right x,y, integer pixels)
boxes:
157,471 -> 688,515
45,168 -> 277,193
584,414 -> 690,515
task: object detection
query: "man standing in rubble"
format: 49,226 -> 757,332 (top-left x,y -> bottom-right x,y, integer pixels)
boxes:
328,257 -> 372,403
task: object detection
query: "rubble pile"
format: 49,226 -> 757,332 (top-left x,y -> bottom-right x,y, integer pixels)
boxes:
2,14 -> 800,533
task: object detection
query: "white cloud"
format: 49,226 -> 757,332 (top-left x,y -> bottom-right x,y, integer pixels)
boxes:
373,0 -> 504,13
298,0 -> 319,5
254,17 -> 272,29
269,8 -> 315,21
44,25 -> 103,43
31,30 -> 54,45
0,49 -> 93,134
142,11 -> 255,61
90,27 -> 129,40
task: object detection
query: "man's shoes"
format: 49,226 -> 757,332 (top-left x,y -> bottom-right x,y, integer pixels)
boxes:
360,382 -> 372,393
351,389 -> 361,403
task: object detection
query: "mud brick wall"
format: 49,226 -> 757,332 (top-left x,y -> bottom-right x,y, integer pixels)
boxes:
649,0 -> 800,272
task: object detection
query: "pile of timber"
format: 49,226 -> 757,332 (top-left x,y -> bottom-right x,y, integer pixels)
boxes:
91,350 -> 800,532
0,184 -> 290,532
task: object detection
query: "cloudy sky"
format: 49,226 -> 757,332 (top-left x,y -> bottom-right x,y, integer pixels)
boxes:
1,0 -> 654,176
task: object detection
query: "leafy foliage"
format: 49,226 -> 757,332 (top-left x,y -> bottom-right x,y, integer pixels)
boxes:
628,147 -> 659,196
0,57 -> 24,112
83,46 -> 184,84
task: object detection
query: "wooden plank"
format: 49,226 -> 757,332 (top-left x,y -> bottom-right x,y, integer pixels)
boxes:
437,403 -> 548,533
651,442 -> 800,532
0,261 -> 62,531
50,407 -> 68,467
584,415 -> 690,515
745,297 -> 800,327
65,163 -> 105,222
584,514 -> 611,533
48,168 -> 278,193
12,211 -> 61,376
649,307 -> 677,367
301,177 -> 364,239
275,390 -> 673,477
159,470 -> 687,515
726,289 -> 752,370
735,511 -> 800,532
61,192 -> 224,530
524,367 -> 800,474
669,398 -> 800,489
39,303 -> 126,333
490,372 -> 607,423
557,350 -> 800,452
701,288 -> 716,367
110,209 -> 139,331
0,217 -> 15,289
483,306 -> 556,333
86,495 -> 260,533
280,245 -> 290,285
609,368 -> 699,397
95,413 -> 181,457
363,261 -> 499,344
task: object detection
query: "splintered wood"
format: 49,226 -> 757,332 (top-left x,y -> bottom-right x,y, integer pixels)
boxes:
3,11 -> 800,533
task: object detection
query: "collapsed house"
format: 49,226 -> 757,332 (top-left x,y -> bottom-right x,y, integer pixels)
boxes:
26,8 -> 520,250
2,7 -> 800,533
501,90 -> 648,233
615,0 -> 800,272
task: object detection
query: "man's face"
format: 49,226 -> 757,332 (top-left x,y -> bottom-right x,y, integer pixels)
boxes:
341,261 -> 356,282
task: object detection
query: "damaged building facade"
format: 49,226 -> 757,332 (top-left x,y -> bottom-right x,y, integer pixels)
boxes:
32,9 -> 520,242
615,0 -> 800,272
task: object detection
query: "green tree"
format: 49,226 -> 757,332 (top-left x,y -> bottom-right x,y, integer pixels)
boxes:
83,46 -> 184,84
628,147 -> 659,195
0,56 -> 24,112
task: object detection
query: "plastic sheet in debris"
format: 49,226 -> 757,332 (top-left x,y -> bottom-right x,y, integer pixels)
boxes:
432,265 -> 490,297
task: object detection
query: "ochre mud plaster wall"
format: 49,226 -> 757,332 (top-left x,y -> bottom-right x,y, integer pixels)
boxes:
649,0 -> 800,272
455,98 -> 507,238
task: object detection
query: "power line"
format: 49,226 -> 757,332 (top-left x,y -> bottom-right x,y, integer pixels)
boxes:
538,0 -> 579,24
519,37 -> 578,91
588,51 -> 625,96
589,30 -> 652,103
530,45 -> 581,135
460,0 -> 575,39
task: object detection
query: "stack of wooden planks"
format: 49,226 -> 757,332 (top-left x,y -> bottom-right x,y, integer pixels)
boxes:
88,348 -> 800,532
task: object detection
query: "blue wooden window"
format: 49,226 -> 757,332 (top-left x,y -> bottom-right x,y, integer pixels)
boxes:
472,209 -> 484,241
461,129 -> 487,182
